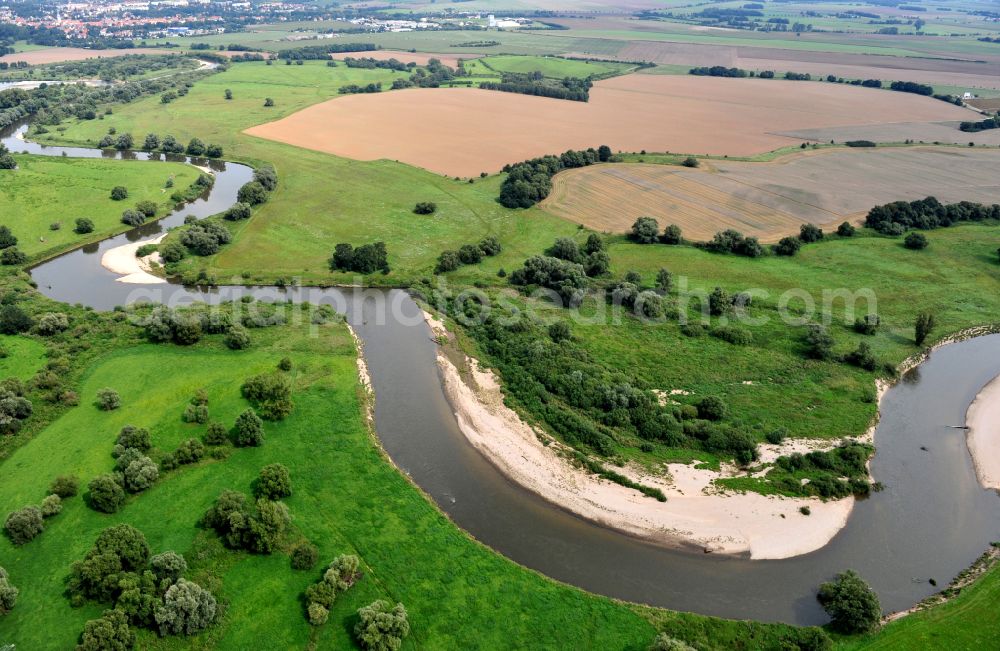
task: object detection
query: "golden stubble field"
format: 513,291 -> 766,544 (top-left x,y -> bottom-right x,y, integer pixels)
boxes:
243,74 -> 977,177
0,47 -> 172,65
541,147 -> 1000,241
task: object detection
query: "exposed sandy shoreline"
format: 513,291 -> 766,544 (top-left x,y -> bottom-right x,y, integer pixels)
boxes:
100,234 -> 166,284
424,310 -> 854,559
966,374 -> 1000,491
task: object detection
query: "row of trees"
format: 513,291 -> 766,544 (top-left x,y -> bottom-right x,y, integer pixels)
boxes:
276,43 -> 377,61
142,304 -> 286,348
480,72 -> 593,102
960,114 -> 999,133
330,242 -> 390,274
864,196 -> 1000,234
499,145 -> 612,208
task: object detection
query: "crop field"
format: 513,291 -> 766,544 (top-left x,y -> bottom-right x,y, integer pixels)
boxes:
0,47 -> 172,65
476,54 -> 635,78
0,155 -> 199,259
541,148 -> 1000,240
777,121 -> 1000,148
329,50 -> 477,69
245,73 -> 976,177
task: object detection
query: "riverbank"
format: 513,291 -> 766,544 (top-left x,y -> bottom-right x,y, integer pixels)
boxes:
425,310 -> 854,560
967,374 -> 1000,491
100,234 -> 166,284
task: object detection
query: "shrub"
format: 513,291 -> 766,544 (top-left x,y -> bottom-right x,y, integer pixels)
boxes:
224,324 -> 251,350
854,314 -> 880,335
88,474 -> 126,513
223,202 -> 252,221
548,321 -> 571,343
329,242 -> 390,274
0,567 -> 17,613
36,312 -> 69,335
804,324 -> 835,360
458,244 -> 483,265
110,186 -> 128,201
255,463 -> 292,500
50,475 -> 79,498
120,453 -> 159,492
154,579 -> 217,636
75,218 -> 95,234
817,570 -> 881,633
182,403 -> 210,424
799,224 -> 824,243
96,388 -> 121,411
915,312 -> 935,346
77,609 -> 135,651
241,373 -> 293,420
150,551 -> 188,583
120,209 -> 145,227
305,555 -> 361,611
711,325 -> 753,345
435,250 -> 461,273
649,634 -> 696,651
904,231 -> 928,250
681,156 -> 699,168
4,506 -> 44,545
0,305 -> 33,334
203,490 -> 289,553
0,247 -> 27,265
845,342 -> 878,371
662,224 -> 683,245
708,287 -> 730,316
292,542 -> 320,570
204,421 -> 229,446
41,494 -> 62,517
237,181 -> 268,206
837,221 -> 856,237
308,602 -> 329,626
630,216 -> 660,243
774,236 -> 801,256
160,241 -> 186,263
233,409 -> 264,447
278,357 -> 293,371
179,222 -> 231,257
413,201 -> 436,214
354,600 -> 410,651
135,200 -> 157,218
116,424 -> 151,452
696,396 -> 727,421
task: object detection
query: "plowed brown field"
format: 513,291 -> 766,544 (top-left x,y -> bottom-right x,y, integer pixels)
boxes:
243,74 -> 977,177
541,147 -> 1000,241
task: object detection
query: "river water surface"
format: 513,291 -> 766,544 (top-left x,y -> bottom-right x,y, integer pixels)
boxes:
9,124 -> 1000,625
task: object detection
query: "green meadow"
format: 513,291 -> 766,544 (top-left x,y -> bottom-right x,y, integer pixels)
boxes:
0,155 -> 198,260
0,335 -> 46,380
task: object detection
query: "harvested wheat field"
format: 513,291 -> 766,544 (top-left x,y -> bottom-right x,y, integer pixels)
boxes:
243,74 -> 976,177
0,47 -> 172,65
541,147 -> 1000,241
329,50 -> 477,69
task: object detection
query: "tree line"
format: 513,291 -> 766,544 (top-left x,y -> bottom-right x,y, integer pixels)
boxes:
498,145 -> 613,209
276,43 -> 377,61
960,114 -> 999,132
864,196 -> 1000,235
480,72 -> 593,102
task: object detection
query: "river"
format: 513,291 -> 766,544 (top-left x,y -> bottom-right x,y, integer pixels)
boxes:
7,123 -> 1000,625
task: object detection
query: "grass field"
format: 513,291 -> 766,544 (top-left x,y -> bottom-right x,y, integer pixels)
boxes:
0,335 -> 46,380
476,54 -> 635,78
0,155 -> 198,260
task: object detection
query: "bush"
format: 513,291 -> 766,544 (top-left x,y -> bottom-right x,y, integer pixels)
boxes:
774,236 -> 801,256
458,244 -> 483,265
4,506 -> 44,545
116,424 -> 151,451
75,218 -> 95,234
708,287 -> 730,316
845,341 -> 878,371
241,373 -> 293,420
904,231 -> 928,250
854,314 -> 880,335
150,551 -> 188,583
292,542 -> 320,570
223,202 -> 252,221
179,222 -> 231,257
0,247 -> 27,266
649,634 -> 696,651
224,324 -> 251,350
0,567 -> 17,613
308,602 -> 329,626
96,388 -> 121,411
662,224 -> 682,245
204,421 -> 229,446
681,156 -> 699,168
817,570 -> 881,633
255,463 -> 292,500
804,324 -> 835,360
110,186 -> 128,201
237,181 -> 268,206
837,221 -> 856,237
548,321 -> 571,343
203,490 -> 289,553
135,200 -> 157,218
88,474 -> 126,513
120,452 -> 159,493
413,201 -> 437,215
329,242 -> 390,274
120,209 -> 145,227
50,475 -> 79,498
355,600 -> 410,651
630,216 -> 660,243
77,609 -> 135,651
233,409 -> 265,447
711,325 -> 753,345
0,305 -> 33,334
182,403 -> 210,424
41,494 -> 62,518
154,579 -> 218,636
479,235 -> 502,256
435,250 -> 461,273
36,312 -> 69,335
799,224 -> 824,243
278,357 -> 293,371
696,396 -> 727,421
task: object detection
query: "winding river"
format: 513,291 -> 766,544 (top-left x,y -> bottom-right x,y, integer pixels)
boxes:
8,123 -> 1000,626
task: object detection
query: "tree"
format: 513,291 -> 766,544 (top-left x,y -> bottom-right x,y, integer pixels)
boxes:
458,244 -> 483,265
120,210 -> 145,227
255,463 -> 292,500
264,97 -> 275,107
253,165 -> 278,192
234,409 -> 264,447
817,569 -> 881,633
0,247 -> 26,266
0,305 -> 32,334
160,241 -> 186,263
186,138 -> 206,156
41,494 -> 63,518
413,202 -> 436,215
223,324 -> 251,350
584,233 -> 605,254
135,200 -> 157,218
799,224 -> 824,243
36,312 -> 69,335
548,321 -> 571,343
117,424 -> 151,452
354,600 -> 410,651
854,314 -> 880,335
904,232 -> 928,250
655,269 -> 673,293
76,609 -> 135,651
681,156 -> 699,168
0,144 -> 16,170
547,237 -> 582,263
155,579 -> 217,636
308,602 -> 329,626
96,388 -> 121,411
0,226 -> 16,249
4,506 -> 44,545
915,312 -> 935,346
150,551 -> 188,584
237,181 -> 268,206
597,144 -> 612,161
479,235 -> 502,256
774,236 -> 801,256
291,542 -> 319,570
75,217 -> 95,234
837,221 -> 856,237
224,89 -> 233,100
0,566 -> 17,614
662,224 -> 682,245
805,324 -> 835,360
241,373 -> 293,420
708,287 -> 730,316
435,250 -> 460,273
110,186 -> 129,201
631,216 -> 660,244
584,250 -> 610,277
142,133 -> 160,150
88,474 -> 125,513
114,133 -> 133,151
121,454 -> 159,493
205,144 -> 223,158
51,475 -> 79,498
